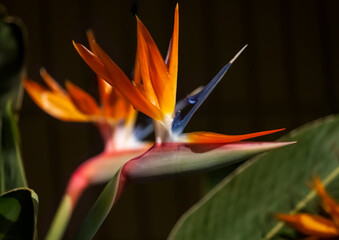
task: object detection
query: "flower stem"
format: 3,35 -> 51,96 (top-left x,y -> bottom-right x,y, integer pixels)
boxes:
45,194 -> 73,240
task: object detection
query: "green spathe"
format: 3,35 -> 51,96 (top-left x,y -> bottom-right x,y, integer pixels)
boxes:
74,140 -> 292,239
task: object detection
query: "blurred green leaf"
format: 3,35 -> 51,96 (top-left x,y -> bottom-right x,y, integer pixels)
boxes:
73,168 -> 122,240
0,5 -> 27,194
0,188 -> 38,240
168,114 -> 339,240
0,5 -> 26,112
0,101 -> 27,194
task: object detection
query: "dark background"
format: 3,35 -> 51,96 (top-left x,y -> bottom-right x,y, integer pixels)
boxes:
2,0 -> 339,239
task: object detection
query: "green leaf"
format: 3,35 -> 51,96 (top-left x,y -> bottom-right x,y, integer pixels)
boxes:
73,168 -> 123,240
0,102 -> 27,194
0,188 -> 39,240
0,5 -> 27,194
0,5 -> 26,111
168,114 -> 339,240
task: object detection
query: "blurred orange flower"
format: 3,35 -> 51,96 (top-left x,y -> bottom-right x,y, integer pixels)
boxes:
277,177 -> 339,239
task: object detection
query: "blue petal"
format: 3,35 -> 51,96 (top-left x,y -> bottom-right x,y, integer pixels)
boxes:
176,86 -> 204,110
175,98 -> 190,112
172,45 -> 247,134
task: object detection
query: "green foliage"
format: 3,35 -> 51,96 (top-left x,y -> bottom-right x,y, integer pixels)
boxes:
0,102 -> 27,194
0,5 -> 27,194
0,188 -> 38,240
0,7 -> 35,239
0,5 -> 26,111
73,168 -> 122,240
169,114 -> 339,240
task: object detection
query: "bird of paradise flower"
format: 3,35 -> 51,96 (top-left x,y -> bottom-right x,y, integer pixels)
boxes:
71,4 -> 295,239
25,29 -> 202,238
24,60 -> 151,203
277,177 -> 339,239
24,32 -> 154,240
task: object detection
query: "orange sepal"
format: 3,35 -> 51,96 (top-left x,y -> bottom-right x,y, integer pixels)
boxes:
125,104 -> 138,126
186,128 -> 285,143
133,48 -> 142,85
95,78 -> 120,120
24,79 -> 89,122
65,81 -> 102,116
86,30 -> 97,54
166,3 -> 179,106
40,68 -> 67,96
73,42 -> 111,81
40,68 -> 67,95
276,214 -> 339,238
136,16 -> 175,115
313,177 -> 339,226
89,38 -> 164,121
106,88 -> 128,121
135,36 -> 159,107
85,30 -> 114,112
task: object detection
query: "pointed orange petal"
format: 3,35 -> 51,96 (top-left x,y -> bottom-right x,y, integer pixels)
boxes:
186,129 -> 285,143
86,30 -> 114,110
86,30 -> 96,54
133,48 -> 142,85
86,32 -> 136,124
167,3 -> 179,106
313,177 -> 339,226
89,39 -> 163,121
137,17 -> 175,115
110,90 -> 137,126
107,88 -> 128,121
85,30 -> 137,123
23,78 -> 45,92
65,81 -> 101,116
96,77 -> 117,120
73,42 -> 111,81
125,105 -> 137,126
24,79 -> 89,122
276,214 -> 339,238
135,34 -> 159,107
43,93 -> 91,121
40,68 -> 67,95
